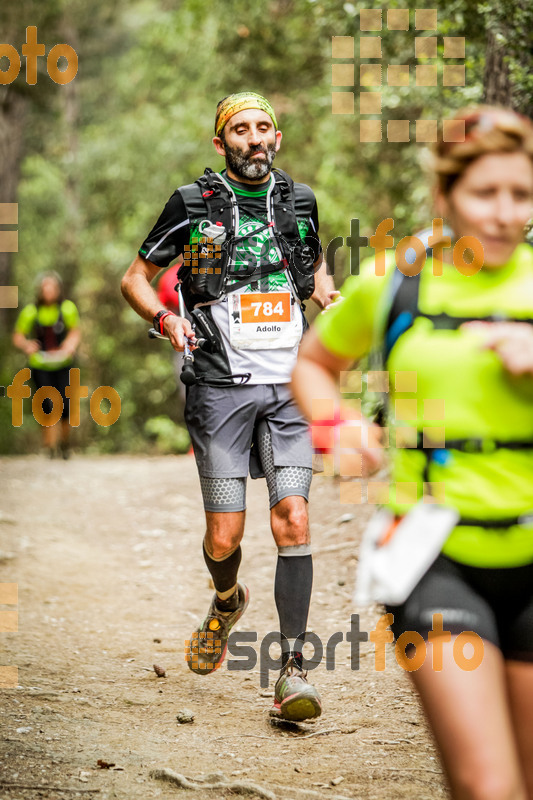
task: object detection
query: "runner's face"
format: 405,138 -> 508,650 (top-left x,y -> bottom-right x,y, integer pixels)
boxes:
214,109 -> 282,183
40,278 -> 61,304
440,152 -> 533,268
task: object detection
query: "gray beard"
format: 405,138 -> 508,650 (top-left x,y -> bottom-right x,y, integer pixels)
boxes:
224,142 -> 277,180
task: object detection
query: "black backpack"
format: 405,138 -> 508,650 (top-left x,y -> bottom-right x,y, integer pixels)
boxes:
178,168 -> 317,310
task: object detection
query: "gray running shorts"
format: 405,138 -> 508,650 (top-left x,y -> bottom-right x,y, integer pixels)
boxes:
184,383 -> 313,510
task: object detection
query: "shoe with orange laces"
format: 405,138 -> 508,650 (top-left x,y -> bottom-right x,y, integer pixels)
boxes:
269,656 -> 322,721
186,584 -> 249,675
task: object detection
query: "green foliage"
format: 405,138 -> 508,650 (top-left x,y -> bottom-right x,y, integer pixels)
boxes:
3,0 -> 530,455
144,415 -> 191,454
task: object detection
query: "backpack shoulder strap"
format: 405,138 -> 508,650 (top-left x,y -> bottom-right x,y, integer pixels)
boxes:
271,168 -> 299,243
179,169 -> 235,233
383,271 -> 421,361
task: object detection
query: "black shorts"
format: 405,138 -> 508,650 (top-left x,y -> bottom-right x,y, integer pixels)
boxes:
184,382 -> 312,479
386,555 -> 533,662
32,367 -> 70,420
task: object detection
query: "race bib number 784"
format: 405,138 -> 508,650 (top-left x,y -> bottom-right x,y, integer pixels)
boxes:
240,293 -> 291,323
229,291 -> 302,350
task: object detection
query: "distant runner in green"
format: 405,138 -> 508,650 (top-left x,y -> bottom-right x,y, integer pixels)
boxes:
122,92 -> 338,720
13,272 -> 80,458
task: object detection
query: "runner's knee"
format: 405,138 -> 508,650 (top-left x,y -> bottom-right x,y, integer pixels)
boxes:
451,765 -> 526,800
271,498 -> 309,546
205,512 -> 245,559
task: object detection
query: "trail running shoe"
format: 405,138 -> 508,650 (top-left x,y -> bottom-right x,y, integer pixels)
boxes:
186,583 -> 249,675
269,656 -> 322,721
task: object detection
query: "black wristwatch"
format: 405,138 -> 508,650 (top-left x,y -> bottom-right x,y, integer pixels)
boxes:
153,309 -> 175,335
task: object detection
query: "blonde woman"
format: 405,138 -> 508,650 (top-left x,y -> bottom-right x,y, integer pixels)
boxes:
292,107 -> 533,800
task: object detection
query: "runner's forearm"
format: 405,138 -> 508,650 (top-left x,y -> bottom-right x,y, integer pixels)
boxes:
121,256 -> 165,323
310,256 -> 336,309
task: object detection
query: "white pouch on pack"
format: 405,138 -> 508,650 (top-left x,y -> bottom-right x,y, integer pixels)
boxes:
354,503 -> 459,606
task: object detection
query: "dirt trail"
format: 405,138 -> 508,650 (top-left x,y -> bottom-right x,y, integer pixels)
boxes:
0,455 -> 448,799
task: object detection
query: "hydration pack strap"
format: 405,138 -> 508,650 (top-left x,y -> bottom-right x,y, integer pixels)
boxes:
384,269 -> 533,360
419,434 -> 533,454
458,512 -> 533,528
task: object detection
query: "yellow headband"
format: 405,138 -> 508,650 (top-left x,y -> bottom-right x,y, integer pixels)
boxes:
215,92 -> 278,136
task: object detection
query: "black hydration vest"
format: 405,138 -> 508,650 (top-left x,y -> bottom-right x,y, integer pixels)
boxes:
177,168 -> 317,311
32,306 -> 67,352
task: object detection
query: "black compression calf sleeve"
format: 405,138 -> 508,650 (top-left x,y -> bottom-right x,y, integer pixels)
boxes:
274,548 -> 313,660
203,542 -> 242,594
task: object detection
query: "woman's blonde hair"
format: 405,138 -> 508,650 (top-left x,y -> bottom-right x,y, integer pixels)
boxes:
433,105 -> 533,194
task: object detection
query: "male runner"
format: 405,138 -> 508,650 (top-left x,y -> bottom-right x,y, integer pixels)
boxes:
121,92 -> 336,720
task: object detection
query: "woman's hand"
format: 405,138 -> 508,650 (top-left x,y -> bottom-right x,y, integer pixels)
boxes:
462,321 -> 533,376
24,339 -> 40,356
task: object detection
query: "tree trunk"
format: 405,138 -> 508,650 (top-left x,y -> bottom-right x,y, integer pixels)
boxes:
482,28 -> 513,108
57,19 -> 81,295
